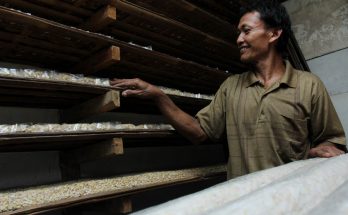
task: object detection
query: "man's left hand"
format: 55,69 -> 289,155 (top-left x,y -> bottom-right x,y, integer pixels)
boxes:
309,142 -> 345,158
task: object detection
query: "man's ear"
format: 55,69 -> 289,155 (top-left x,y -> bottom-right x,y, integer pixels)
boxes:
269,28 -> 283,43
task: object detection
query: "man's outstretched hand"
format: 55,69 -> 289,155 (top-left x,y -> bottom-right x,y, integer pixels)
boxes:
309,142 -> 345,158
110,78 -> 163,100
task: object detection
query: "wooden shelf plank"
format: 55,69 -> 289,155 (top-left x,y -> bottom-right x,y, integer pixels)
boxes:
0,165 -> 226,215
0,76 -> 108,108
0,129 -> 183,151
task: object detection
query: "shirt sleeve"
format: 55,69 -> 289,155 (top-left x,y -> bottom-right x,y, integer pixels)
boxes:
310,79 -> 346,148
195,78 -> 230,142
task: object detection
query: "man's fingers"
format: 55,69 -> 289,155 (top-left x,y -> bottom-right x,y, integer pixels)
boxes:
122,89 -> 150,98
109,78 -> 159,99
309,145 -> 345,158
309,148 -> 328,158
110,79 -> 143,90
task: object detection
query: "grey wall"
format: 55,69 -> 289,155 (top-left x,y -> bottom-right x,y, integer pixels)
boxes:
284,0 -> 348,60
284,0 -> 348,136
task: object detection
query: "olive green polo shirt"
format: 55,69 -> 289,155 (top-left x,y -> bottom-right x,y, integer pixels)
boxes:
196,61 -> 346,179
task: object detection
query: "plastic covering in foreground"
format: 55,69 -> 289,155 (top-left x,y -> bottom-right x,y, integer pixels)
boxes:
133,154 -> 348,215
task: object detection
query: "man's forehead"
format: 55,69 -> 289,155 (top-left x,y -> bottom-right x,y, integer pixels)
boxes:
238,11 -> 264,29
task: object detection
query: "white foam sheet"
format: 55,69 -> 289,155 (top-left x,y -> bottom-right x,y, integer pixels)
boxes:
305,180 -> 348,215
132,158 -> 327,215
208,155 -> 348,215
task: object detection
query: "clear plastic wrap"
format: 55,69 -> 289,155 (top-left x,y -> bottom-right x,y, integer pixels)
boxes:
0,122 -> 174,135
0,68 -> 109,87
159,86 -> 214,100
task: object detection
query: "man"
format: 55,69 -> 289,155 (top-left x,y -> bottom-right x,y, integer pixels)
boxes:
111,1 -> 346,179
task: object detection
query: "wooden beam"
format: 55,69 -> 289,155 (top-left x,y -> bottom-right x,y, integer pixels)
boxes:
79,5 -> 117,32
113,197 -> 133,214
60,90 -> 120,122
72,46 -> 120,75
61,138 -> 123,164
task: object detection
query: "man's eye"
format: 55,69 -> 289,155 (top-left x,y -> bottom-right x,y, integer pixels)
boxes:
243,29 -> 251,34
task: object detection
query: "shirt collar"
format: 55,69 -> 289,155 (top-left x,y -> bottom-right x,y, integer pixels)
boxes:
279,60 -> 297,88
245,60 -> 297,88
245,70 -> 260,87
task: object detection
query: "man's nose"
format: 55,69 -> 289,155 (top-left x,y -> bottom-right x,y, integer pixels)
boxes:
236,33 -> 244,46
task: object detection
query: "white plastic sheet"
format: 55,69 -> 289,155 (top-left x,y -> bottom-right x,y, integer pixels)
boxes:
133,154 -> 348,215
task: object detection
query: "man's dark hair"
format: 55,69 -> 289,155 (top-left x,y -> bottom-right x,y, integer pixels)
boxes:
240,0 -> 292,57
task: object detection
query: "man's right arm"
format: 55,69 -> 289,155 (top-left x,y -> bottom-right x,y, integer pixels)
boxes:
110,78 -> 208,144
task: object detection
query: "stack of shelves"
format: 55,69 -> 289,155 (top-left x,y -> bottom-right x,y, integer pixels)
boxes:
0,0 -> 307,214
0,0 -> 230,214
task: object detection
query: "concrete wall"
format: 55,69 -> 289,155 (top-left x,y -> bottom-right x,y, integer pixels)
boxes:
284,0 -> 348,60
284,0 -> 348,137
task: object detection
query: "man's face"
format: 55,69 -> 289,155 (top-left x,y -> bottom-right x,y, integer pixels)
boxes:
237,11 -> 272,63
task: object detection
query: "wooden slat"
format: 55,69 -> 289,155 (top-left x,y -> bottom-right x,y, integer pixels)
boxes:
60,90 -> 120,122
79,5 -> 117,32
0,77 -> 108,108
0,130 -> 180,151
72,46 -> 120,75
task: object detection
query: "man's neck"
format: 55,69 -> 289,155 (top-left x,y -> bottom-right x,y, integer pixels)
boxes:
253,54 -> 285,89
